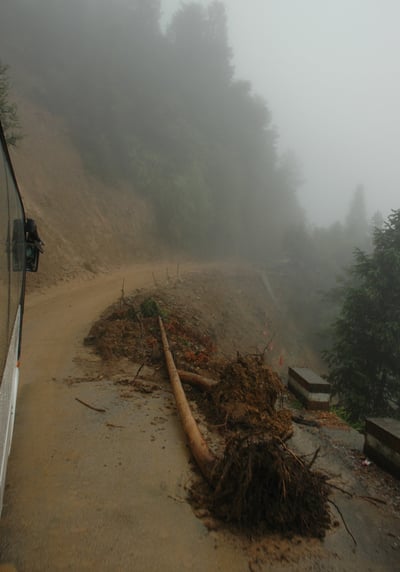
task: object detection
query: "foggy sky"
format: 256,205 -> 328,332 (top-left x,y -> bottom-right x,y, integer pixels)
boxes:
162,0 -> 400,226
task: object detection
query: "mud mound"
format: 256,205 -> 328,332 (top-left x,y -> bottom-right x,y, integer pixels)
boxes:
85,292 -> 217,371
85,305 -> 147,361
85,268 -> 284,371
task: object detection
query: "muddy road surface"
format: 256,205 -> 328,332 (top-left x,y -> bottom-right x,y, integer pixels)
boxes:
0,262 -> 399,571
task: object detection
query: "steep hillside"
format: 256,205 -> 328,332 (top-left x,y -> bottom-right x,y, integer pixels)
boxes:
2,0 -> 306,269
10,95 -> 163,288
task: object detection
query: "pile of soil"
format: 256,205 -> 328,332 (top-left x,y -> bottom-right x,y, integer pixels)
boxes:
84,268 -> 294,370
85,272 -> 331,537
85,282 -> 219,372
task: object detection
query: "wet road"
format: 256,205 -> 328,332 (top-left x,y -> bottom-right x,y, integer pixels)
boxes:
0,262 -> 399,571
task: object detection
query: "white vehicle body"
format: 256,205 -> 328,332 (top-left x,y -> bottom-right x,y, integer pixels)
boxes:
0,308 -> 20,511
0,122 -> 30,514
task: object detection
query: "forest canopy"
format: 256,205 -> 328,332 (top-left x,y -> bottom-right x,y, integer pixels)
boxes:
1,0 -> 303,256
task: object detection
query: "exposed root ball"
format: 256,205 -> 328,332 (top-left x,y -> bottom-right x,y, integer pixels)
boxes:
213,355 -> 283,417
208,355 -> 292,438
211,435 -> 330,537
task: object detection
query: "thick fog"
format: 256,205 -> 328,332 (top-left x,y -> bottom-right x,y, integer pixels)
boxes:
163,0 -> 400,225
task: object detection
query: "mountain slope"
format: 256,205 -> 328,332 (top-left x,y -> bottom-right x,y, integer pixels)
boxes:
11,95 -> 161,288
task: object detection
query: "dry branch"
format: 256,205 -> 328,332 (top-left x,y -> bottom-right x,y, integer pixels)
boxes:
328,499 -> 357,545
359,495 -> 387,506
308,447 -> 321,469
133,363 -> 145,382
292,415 -> 321,428
177,370 -> 218,391
75,397 -> 106,413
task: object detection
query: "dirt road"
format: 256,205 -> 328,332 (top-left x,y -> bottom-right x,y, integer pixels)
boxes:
0,262 -> 255,572
0,262 -> 399,571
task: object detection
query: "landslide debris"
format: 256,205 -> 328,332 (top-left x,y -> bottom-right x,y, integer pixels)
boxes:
85,292 -> 217,371
205,355 -> 292,438
190,355 -> 330,537
210,434 -> 330,536
85,273 -> 331,538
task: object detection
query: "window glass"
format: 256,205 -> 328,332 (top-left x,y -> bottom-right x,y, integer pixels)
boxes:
7,167 -> 24,345
0,143 -> 25,380
0,151 -> 9,377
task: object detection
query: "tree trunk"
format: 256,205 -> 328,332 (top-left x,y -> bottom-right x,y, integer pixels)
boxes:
177,370 -> 217,392
158,317 -> 216,483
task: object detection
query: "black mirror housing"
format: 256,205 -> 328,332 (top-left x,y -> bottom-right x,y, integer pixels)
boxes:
25,242 -> 40,272
24,218 -> 43,273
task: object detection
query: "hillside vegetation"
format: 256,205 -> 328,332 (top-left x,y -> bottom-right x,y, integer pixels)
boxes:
1,0 -> 303,271
8,96 -> 158,288
2,0 -> 398,431
1,1 -> 379,357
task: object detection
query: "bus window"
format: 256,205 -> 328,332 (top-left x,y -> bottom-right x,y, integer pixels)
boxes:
5,157 -> 24,352
0,119 -> 32,515
0,149 -> 9,378
12,219 -> 25,273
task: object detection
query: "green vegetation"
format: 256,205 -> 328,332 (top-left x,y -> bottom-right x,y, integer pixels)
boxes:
279,185 -> 374,351
140,298 -> 161,318
330,406 -> 364,432
0,61 -> 21,146
287,397 -> 303,411
325,210 -> 400,422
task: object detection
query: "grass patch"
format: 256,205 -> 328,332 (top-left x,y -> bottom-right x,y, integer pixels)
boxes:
330,406 -> 364,432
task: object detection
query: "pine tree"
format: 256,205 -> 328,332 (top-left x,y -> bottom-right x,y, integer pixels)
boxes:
0,61 -> 21,146
325,209 -> 400,420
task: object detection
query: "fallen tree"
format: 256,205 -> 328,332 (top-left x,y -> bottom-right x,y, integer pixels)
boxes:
159,317 -> 331,537
159,317 -> 216,483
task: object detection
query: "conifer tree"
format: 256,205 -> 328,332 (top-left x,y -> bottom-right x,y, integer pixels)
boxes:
325,209 -> 400,420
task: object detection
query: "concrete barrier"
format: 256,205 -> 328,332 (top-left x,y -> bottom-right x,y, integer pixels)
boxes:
288,367 -> 331,410
364,417 -> 400,478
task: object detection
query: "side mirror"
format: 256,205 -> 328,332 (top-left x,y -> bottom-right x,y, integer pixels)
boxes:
25,218 -> 43,273
25,242 -> 40,272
